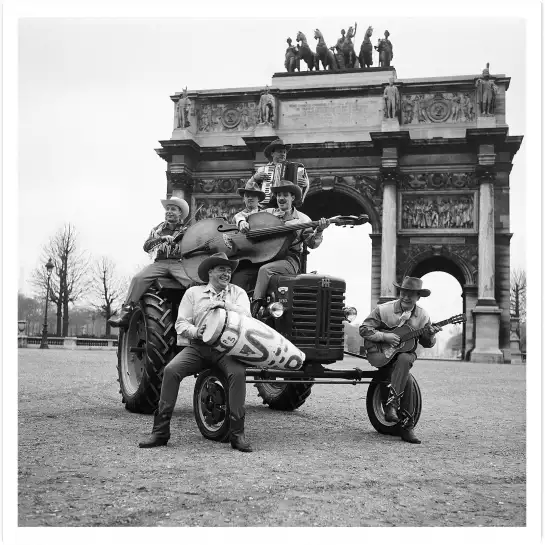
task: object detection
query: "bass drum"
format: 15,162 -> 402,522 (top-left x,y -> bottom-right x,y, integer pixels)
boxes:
365,373 -> 422,435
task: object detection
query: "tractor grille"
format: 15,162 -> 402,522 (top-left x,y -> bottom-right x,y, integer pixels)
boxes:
291,285 -> 345,350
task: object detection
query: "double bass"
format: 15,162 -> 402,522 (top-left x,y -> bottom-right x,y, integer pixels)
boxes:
179,212 -> 369,283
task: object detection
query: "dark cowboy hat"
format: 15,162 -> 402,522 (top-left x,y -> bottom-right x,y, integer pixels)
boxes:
270,180 -> 302,203
263,139 -> 292,160
393,276 -> 431,297
198,252 -> 239,283
237,179 -> 266,201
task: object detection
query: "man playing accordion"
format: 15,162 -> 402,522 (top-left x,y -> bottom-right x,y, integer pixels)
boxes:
248,139 -> 309,207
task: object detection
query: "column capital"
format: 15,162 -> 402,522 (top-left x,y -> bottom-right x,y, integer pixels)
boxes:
167,168 -> 194,194
475,164 -> 496,184
380,167 -> 401,186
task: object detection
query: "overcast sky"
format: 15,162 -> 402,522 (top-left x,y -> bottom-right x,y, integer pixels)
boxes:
12,8 -> 532,323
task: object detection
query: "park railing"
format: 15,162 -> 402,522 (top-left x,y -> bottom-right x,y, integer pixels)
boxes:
19,336 -> 118,350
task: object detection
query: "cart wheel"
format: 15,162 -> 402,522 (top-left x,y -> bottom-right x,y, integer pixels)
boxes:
193,368 -> 231,443
366,373 -> 422,435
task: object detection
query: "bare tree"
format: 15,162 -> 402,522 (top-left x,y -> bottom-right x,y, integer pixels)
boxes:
31,224 -> 89,336
90,256 -> 128,337
510,268 -> 526,324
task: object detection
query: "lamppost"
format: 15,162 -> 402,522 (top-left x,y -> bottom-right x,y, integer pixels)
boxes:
39,258 -> 55,349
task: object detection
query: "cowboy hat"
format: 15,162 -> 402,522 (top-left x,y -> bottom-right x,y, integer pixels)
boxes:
270,180 -> 302,203
237,179 -> 266,201
263,139 -> 292,160
160,196 -> 190,220
198,252 -> 239,283
393,276 -> 431,297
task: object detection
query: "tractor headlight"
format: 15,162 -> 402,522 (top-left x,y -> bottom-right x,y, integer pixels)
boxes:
343,306 -> 357,322
268,302 -> 285,318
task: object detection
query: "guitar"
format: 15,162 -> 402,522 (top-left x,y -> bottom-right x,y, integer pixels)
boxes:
366,313 -> 467,367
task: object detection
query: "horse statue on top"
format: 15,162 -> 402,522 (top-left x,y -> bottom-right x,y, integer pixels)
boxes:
296,30 -> 318,71
341,23 -> 359,68
314,29 -> 337,71
358,26 -> 374,68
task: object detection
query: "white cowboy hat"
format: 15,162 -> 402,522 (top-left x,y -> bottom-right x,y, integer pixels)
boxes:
160,197 -> 189,220
197,252 -> 240,283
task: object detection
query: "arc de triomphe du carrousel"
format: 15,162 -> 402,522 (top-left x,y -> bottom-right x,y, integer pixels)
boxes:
155,32 -> 523,364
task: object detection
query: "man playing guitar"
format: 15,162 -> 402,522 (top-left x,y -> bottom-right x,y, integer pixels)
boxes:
359,277 -> 442,444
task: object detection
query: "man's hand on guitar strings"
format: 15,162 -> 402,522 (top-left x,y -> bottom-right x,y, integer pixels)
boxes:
383,332 -> 400,346
427,324 -> 443,335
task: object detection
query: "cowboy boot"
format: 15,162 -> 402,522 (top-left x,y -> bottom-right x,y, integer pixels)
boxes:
108,303 -> 134,329
398,411 -> 421,444
229,415 -> 252,452
384,384 -> 401,424
138,407 -> 172,448
251,298 -> 265,319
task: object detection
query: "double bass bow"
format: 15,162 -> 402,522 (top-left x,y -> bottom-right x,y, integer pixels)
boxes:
180,211 -> 369,283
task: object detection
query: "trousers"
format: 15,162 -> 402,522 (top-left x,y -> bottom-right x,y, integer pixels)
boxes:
125,259 -> 191,305
368,351 -> 417,417
157,344 -> 246,421
253,258 -> 299,300
230,262 -> 260,294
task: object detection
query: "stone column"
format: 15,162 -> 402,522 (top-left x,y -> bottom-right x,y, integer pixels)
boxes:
379,167 -> 398,303
470,153 -> 503,363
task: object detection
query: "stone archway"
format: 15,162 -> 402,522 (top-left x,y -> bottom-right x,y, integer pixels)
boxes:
403,254 -> 473,360
301,178 -> 381,232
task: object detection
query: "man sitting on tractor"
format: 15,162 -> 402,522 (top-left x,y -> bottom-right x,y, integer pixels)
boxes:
249,179 -> 330,316
230,179 -> 266,293
108,196 -> 192,328
137,252 -> 253,452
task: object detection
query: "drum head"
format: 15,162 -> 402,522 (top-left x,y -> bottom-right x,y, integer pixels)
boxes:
201,308 -> 226,345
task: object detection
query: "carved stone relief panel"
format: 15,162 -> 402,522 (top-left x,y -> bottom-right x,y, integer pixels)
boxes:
194,178 -> 247,194
193,197 -> 241,224
401,92 -> 476,125
196,102 -> 259,133
399,172 -> 477,191
397,242 -> 478,285
399,192 -> 477,231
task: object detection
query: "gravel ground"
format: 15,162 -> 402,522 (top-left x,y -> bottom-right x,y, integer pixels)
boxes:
17,349 -> 525,527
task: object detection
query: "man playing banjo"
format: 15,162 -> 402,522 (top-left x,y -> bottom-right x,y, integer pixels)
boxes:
109,196 -> 192,329
359,277 -> 442,444
138,252 -> 254,452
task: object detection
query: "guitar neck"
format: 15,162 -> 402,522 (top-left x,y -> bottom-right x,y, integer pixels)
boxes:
400,318 -> 451,342
246,219 -> 323,239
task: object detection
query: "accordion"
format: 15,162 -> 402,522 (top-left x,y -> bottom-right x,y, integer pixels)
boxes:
259,161 -> 304,205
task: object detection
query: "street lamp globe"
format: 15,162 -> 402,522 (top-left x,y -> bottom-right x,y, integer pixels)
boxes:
46,258 -> 54,276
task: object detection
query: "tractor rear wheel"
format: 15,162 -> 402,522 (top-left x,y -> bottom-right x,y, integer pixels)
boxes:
117,288 -> 177,414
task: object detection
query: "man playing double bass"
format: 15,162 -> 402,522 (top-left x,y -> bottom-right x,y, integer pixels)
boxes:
359,277 -> 442,444
230,179 -> 267,293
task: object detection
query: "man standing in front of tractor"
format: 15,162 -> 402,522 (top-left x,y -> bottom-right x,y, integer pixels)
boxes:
108,197 -> 192,329
138,252 -> 254,452
250,179 -> 330,316
359,277 -> 442,444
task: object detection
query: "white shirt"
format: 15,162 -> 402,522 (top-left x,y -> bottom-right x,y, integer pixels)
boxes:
175,282 -> 251,345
